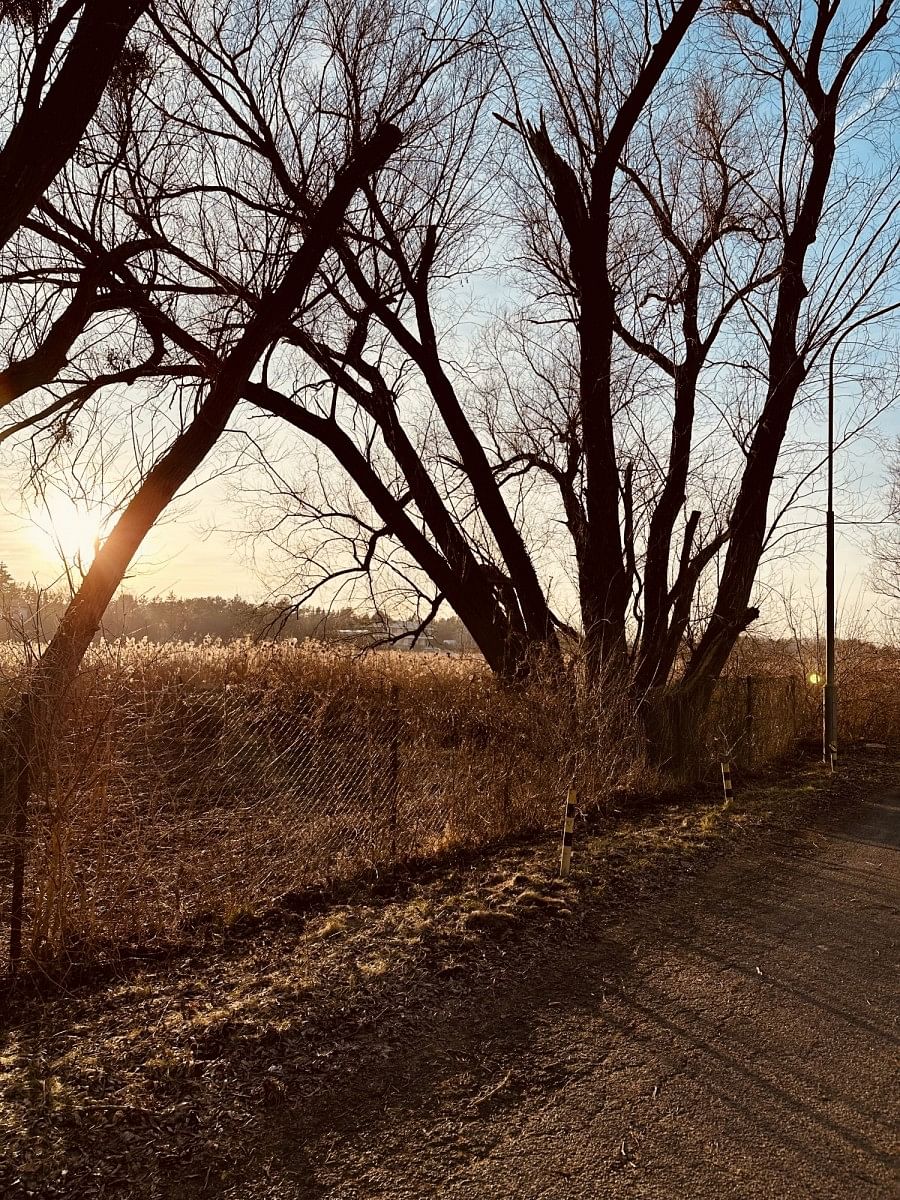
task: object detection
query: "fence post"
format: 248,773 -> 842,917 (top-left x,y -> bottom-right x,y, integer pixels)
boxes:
559,787 -> 576,878
388,682 -> 399,862
8,696 -> 34,972
720,760 -> 734,805
789,676 -> 799,740
744,676 -> 755,770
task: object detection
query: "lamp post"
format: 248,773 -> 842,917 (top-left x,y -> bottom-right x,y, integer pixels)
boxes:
824,344 -> 837,768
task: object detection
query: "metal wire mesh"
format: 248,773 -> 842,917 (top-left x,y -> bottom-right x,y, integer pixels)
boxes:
706,674 -> 809,772
0,642 -> 830,970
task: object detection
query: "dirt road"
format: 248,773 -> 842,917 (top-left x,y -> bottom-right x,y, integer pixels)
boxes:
298,786 -> 899,1199
3,768 -> 898,1199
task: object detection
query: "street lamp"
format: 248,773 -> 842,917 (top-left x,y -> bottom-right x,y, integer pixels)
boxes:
824,337 -> 838,769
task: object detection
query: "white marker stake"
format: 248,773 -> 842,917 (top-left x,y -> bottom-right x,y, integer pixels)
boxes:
560,789 -> 576,878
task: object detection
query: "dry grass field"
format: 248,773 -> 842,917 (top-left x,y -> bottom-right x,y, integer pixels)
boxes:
0,641 -> 635,968
1,635 -> 896,971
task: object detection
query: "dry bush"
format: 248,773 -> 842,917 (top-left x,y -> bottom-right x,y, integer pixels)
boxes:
726,635 -> 900,747
704,675 -> 808,771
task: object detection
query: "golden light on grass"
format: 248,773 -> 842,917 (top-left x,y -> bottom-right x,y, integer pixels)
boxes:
3,636 -> 896,967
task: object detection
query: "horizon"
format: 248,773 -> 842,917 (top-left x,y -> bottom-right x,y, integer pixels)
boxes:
0,552 -> 895,651
1,485 -> 893,641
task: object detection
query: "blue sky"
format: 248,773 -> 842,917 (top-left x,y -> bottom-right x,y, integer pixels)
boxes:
1,0 -> 897,629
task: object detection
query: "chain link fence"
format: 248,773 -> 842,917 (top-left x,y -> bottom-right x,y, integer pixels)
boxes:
706,673 -> 808,770
0,641 -> 820,973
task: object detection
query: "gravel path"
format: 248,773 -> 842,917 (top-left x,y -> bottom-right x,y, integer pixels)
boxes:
300,784 -> 899,1199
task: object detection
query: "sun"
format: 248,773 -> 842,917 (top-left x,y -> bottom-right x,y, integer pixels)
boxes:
29,496 -> 105,572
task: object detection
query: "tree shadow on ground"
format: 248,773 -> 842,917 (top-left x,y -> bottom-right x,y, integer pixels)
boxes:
4,781 -> 896,1199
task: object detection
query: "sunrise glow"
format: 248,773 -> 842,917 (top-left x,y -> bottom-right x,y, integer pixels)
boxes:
28,497 -> 104,572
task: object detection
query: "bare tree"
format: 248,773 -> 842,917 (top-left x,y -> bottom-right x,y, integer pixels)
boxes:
494,63 -> 782,693
2,0 -> 897,745
273,0 -> 898,721
677,0 -> 899,697
2,0 -> 553,677
0,0 -> 425,960
238,0 -> 709,676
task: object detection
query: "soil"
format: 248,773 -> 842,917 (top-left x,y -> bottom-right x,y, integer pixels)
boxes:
1,750 -> 897,1198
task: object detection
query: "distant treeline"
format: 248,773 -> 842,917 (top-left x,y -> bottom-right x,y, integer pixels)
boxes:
0,563 -> 476,649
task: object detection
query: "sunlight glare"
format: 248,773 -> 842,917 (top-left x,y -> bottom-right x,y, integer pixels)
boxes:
29,497 -> 104,572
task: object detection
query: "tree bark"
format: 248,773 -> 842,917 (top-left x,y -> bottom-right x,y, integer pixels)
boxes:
0,0 -> 150,253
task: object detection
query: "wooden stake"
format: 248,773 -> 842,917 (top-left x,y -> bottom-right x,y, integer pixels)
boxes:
560,788 -> 576,877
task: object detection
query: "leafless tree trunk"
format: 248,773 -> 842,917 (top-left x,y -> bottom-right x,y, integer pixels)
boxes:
0,0 -> 149,254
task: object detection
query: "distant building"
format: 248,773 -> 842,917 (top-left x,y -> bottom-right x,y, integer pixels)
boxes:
386,619 -> 440,652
